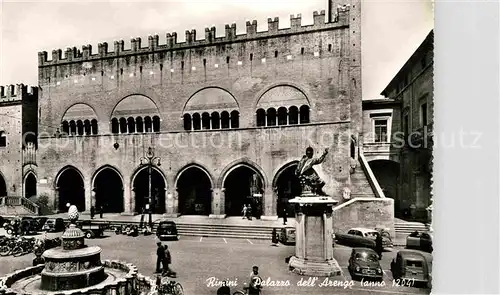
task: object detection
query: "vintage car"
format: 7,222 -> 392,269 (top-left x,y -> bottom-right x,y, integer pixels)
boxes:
156,221 -> 178,241
42,218 -> 65,232
279,227 -> 296,245
348,248 -> 383,281
335,228 -> 377,249
78,220 -> 106,239
390,249 -> 432,288
33,217 -> 48,231
406,231 -> 433,253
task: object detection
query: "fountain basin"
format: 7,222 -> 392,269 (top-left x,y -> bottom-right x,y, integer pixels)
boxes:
0,260 -> 155,295
41,246 -> 105,291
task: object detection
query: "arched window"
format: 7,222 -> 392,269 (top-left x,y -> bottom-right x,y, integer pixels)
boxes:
136,117 -> 144,133
211,112 -> 220,129
202,112 -> 210,130
69,120 -> 77,135
0,131 -> 6,147
127,117 -> 136,133
152,116 -> 160,132
76,120 -> 84,136
266,108 -> 277,126
277,107 -> 288,125
111,118 -> 119,134
230,110 -> 239,128
144,116 -> 152,132
84,120 -> 91,135
91,119 -> 98,135
289,106 -> 299,125
221,111 -> 230,129
256,109 -> 266,127
183,114 -> 192,131
119,118 -> 127,133
62,121 -> 70,135
299,105 -> 310,124
192,113 -> 201,130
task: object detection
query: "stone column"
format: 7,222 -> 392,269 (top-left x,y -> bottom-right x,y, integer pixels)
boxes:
261,185 -> 278,220
209,188 -> 226,219
295,210 -> 306,259
54,187 -> 60,213
323,211 -> 334,260
84,179 -> 92,214
122,181 -> 133,215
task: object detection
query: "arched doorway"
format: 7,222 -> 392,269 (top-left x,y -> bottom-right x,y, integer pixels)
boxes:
93,167 -> 124,213
0,173 -> 7,197
274,162 -> 301,217
56,167 -> 85,212
176,166 -> 212,215
223,165 -> 264,217
24,173 -> 37,199
369,160 -> 400,215
133,167 -> 166,214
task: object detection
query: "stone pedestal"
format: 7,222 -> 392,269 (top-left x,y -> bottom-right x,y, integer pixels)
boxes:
288,196 -> 342,277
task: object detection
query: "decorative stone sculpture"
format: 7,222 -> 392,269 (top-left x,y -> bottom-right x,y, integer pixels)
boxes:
295,147 -> 329,196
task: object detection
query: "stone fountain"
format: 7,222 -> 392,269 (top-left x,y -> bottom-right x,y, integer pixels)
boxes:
0,206 -> 156,295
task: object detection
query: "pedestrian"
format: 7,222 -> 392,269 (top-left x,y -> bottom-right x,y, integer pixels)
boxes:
241,204 -> 247,219
248,266 -> 262,295
375,232 -> 383,260
163,244 -> 173,276
282,207 -> 287,225
90,206 -> 95,219
216,279 -> 231,295
155,241 -> 165,273
99,205 -> 103,218
247,204 -> 252,220
271,228 -> 279,246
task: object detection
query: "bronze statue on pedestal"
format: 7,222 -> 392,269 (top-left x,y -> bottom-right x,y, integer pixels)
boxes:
295,147 -> 329,196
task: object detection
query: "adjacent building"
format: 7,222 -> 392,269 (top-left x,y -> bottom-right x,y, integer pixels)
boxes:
363,30 -> 433,222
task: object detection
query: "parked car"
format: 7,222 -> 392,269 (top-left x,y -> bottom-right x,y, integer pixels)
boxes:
33,217 -> 48,231
348,248 -> 383,281
406,231 -> 433,253
279,227 -> 296,245
78,220 -> 106,239
335,228 -> 377,249
20,217 -> 38,235
156,221 -> 178,241
391,250 -> 432,288
42,218 -> 65,232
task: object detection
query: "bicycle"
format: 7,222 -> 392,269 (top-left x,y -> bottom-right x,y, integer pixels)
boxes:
153,275 -> 184,295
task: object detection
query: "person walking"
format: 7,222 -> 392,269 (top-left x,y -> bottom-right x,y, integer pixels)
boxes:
99,204 -> 104,218
271,228 -> 279,246
241,204 -> 247,219
247,204 -> 252,220
282,207 -> 288,225
162,244 -> 172,276
155,242 -> 165,273
248,266 -> 263,295
375,232 -> 383,260
90,206 -> 95,219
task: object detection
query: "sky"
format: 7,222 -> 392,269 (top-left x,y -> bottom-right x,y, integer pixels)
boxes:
0,0 -> 433,99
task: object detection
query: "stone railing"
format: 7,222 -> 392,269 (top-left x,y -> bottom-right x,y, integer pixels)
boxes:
0,260 -> 155,295
0,196 -> 40,215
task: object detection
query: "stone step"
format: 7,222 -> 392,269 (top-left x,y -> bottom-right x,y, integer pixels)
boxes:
178,231 -> 271,239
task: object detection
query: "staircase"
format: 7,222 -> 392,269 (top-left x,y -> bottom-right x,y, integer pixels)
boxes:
176,223 -> 273,239
350,162 -> 376,198
394,220 -> 428,235
0,196 -> 40,216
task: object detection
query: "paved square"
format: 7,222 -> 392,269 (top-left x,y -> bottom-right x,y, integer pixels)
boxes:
0,229 -> 430,295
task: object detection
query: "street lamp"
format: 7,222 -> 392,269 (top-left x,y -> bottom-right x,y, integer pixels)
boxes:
140,147 -> 161,227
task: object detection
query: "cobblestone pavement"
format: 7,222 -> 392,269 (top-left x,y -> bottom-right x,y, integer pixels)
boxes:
0,229 -> 431,295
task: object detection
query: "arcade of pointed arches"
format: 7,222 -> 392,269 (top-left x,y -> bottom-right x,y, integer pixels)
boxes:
49,160 -> 301,216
